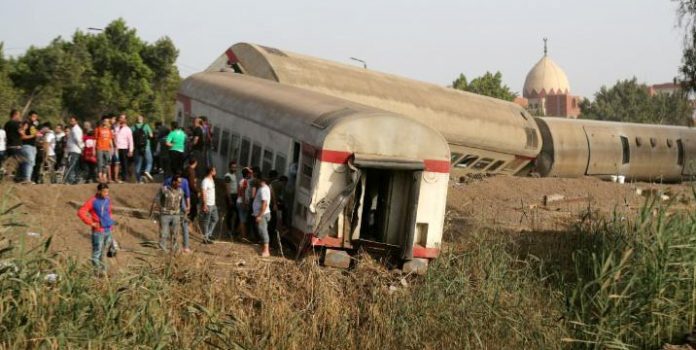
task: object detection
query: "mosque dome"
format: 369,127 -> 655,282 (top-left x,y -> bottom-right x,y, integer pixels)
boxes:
523,53 -> 571,98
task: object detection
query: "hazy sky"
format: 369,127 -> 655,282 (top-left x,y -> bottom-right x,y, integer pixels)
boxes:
0,0 -> 687,98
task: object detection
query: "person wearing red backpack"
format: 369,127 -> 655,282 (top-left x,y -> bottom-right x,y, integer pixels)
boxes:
82,129 -> 98,183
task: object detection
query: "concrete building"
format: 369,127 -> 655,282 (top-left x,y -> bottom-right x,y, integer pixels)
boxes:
517,40 -> 581,118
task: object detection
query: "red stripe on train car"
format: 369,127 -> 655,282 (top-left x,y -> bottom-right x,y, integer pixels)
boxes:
412,245 -> 440,259
225,49 -> 239,64
316,149 -> 449,174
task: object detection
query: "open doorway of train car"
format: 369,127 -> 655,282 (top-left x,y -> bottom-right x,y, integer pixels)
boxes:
350,160 -> 422,260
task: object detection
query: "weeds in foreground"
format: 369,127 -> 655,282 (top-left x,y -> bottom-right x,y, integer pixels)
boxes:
0,196 -> 695,349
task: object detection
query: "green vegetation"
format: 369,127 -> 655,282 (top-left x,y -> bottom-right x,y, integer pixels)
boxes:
451,71 -> 518,101
579,77 -> 693,126
1,197 -> 696,348
0,18 -> 180,124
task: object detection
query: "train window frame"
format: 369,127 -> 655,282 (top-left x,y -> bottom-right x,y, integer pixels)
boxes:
229,133 -> 241,163
212,126 -> 221,154
239,138 -> 251,166
677,139 -> 685,166
250,143 -> 262,167
220,129 -> 230,158
262,148 -> 274,175
454,154 -> 479,168
650,137 -> 657,148
299,153 -> 315,189
620,136 -> 630,164
667,139 -> 674,148
635,137 -> 643,147
275,153 -> 287,175
450,152 -> 463,163
486,160 -> 505,172
472,158 -> 494,170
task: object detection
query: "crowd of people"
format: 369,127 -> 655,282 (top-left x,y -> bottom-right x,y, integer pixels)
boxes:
21,109 -> 296,273
0,109 -> 221,185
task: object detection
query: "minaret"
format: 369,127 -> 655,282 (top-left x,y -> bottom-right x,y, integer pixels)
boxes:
543,37 -> 548,56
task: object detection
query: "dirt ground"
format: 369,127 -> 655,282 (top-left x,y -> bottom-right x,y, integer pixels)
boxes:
2,175 -> 695,272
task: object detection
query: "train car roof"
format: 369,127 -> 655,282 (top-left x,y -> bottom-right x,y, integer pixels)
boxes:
206,42 -> 541,158
537,116 -> 696,133
179,71 -> 450,160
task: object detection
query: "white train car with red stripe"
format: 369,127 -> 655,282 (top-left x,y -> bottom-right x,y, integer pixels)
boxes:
176,71 -> 450,270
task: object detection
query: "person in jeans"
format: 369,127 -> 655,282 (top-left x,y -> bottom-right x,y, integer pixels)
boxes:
163,172 -> 192,253
113,114 -> 133,182
64,116 -> 84,184
223,161 -> 238,237
4,110 -> 24,181
19,111 -> 39,184
77,183 -> 114,274
154,174 -> 185,252
199,166 -> 218,244
133,115 -> 154,183
253,177 -> 272,257
95,119 -> 114,183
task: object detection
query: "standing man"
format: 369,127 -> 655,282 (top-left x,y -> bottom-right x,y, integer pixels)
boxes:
199,166 -> 218,244
253,178 -> 272,257
39,122 -> 56,183
64,116 -> 84,184
20,111 -> 39,184
223,161 -> 238,237
4,109 -> 23,180
164,172 -> 192,253
165,121 -> 186,175
77,183 -> 114,274
133,115 -> 154,183
236,167 -> 252,240
191,117 -> 206,178
154,174 -> 185,252
113,114 -> 133,183
54,123 -> 66,170
186,158 -> 199,225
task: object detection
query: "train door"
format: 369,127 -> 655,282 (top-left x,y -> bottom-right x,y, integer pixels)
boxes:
355,168 -> 421,259
583,126 -> 624,175
679,137 -> 696,176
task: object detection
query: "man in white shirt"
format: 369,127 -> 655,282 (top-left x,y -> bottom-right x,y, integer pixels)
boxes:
64,116 -> 84,184
199,166 -> 218,244
42,122 -> 56,172
253,177 -> 272,257
0,125 -> 6,174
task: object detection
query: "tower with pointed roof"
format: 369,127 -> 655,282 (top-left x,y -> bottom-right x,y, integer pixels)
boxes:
518,39 -> 581,118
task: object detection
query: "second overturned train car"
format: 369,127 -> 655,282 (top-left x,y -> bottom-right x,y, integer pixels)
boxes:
205,42 -> 696,182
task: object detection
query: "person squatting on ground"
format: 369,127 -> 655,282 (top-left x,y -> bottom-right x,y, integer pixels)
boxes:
253,177 -> 272,257
77,183 -> 115,274
133,115 -> 154,184
223,161 -> 238,237
163,172 -> 192,253
199,166 -> 218,244
155,174 -> 185,252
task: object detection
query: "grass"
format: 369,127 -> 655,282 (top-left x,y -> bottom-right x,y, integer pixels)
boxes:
0,195 -> 695,349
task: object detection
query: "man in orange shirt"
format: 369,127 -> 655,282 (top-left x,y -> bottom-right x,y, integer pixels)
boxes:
95,118 -> 114,184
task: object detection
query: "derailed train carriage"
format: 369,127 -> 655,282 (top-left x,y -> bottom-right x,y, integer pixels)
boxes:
207,42 -> 696,182
177,71 -> 450,270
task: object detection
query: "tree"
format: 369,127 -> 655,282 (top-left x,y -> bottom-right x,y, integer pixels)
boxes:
0,43 -> 20,116
451,71 -> 517,101
7,18 -> 180,123
580,77 -> 692,126
676,0 -> 696,93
